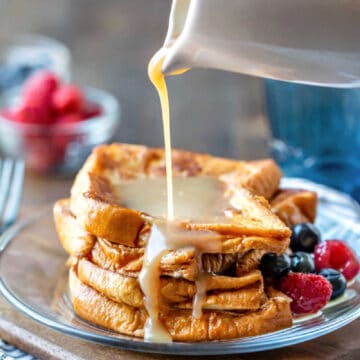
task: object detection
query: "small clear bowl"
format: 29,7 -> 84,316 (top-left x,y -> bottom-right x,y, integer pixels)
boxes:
0,87 -> 120,175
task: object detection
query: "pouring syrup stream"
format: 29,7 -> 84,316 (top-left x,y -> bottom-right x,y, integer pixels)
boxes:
139,47 -> 221,342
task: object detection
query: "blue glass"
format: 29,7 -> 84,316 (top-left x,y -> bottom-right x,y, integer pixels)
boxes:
265,80 -> 360,202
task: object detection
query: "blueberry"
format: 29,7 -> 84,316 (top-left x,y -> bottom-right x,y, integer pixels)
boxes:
290,252 -> 315,273
260,253 -> 291,277
290,223 -> 321,253
318,268 -> 347,300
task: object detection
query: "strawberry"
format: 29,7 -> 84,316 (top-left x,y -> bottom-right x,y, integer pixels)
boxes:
52,85 -> 84,114
278,273 -> 332,314
314,240 -> 360,281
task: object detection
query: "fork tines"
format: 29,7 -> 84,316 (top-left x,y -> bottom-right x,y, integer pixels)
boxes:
0,158 -> 25,233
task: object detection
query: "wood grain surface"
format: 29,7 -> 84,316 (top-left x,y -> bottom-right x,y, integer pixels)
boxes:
0,1 -> 359,359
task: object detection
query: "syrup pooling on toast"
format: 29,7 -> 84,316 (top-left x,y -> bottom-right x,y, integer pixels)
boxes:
119,176 -> 229,222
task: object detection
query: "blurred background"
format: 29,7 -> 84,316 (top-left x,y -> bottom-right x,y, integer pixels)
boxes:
0,0 -> 267,160
2,0 -> 359,199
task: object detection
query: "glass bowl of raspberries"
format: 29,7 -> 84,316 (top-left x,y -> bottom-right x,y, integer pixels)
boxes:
0,70 -> 120,174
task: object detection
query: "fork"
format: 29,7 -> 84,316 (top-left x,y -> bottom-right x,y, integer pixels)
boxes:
0,158 -> 25,235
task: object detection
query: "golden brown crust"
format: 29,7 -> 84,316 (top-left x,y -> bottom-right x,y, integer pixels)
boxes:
70,144 -> 288,247
92,237 -> 289,281
53,199 -> 95,257
69,269 -> 292,341
77,258 -> 264,311
54,199 -> 289,280
271,189 -> 317,227
56,144 -> 296,341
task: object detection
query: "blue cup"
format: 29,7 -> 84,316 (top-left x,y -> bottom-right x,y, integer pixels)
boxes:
265,80 -> 360,202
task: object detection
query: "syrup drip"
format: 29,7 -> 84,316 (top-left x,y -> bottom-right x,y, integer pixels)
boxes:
141,47 -> 221,342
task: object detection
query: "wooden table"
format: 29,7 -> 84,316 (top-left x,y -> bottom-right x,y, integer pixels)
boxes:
0,1 -> 359,359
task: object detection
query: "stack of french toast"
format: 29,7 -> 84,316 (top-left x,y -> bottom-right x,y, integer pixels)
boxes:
54,143 -> 317,341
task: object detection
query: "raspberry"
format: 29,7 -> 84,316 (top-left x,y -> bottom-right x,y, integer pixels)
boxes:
18,71 -> 59,125
82,102 -> 102,119
56,113 -> 83,125
52,85 -> 84,114
22,70 -> 58,108
315,240 -> 360,281
13,103 -> 53,125
278,273 -> 332,314
23,70 -> 58,97
24,134 -> 63,172
0,109 -> 16,121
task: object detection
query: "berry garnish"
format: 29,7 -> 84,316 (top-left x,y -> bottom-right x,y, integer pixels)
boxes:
13,102 -> 53,125
260,253 -> 291,277
24,134 -> 63,172
0,70 -> 103,172
82,102 -> 102,119
318,268 -> 347,300
278,273 -> 332,314
22,70 -> 58,99
290,252 -> 315,273
56,113 -> 83,125
290,223 -> 321,253
314,240 -> 360,281
0,109 -> 16,121
52,84 -> 84,114
15,71 -> 59,125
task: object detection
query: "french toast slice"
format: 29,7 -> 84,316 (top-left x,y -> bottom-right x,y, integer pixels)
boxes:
271,189 -> 317,227
77,259 -> 265,311
70,144 -> 289,247
54,144 -> 299,341
54,199 -> 289,280
69,269 -> 292,341
53,199 -> 95,257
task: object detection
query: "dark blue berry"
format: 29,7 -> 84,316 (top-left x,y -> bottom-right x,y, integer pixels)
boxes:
260,253 -> 291,277
290,223 -> 321,253
290,252 -> 315,273
318,268 -> 347,300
